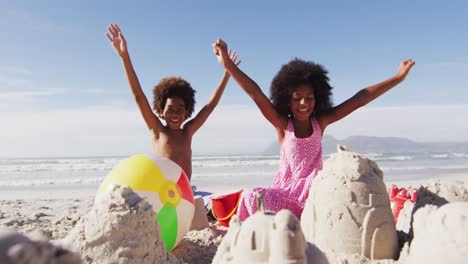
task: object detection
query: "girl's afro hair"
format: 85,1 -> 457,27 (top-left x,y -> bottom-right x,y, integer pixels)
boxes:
270,58 -> 333,117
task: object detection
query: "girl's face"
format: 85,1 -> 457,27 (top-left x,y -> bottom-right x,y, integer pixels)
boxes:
162,97 -> 187,129
289,85 -> 315,121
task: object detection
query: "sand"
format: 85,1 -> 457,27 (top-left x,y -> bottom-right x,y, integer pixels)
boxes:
64,184 -> 183,264
0,227 -> 81,264
0,186 -> 225,264
405,202 -> 468,263
172,226 -> 226,263
1,151 -> 467,263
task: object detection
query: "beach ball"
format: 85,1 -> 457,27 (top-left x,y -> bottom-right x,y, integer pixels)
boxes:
96,155 -> 194,251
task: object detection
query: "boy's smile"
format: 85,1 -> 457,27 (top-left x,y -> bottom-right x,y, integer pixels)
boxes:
162,97 -> 187,129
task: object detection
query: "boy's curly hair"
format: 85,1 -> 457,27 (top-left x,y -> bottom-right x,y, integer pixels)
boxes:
153,77 -> 196,119
270,58 -> 333,117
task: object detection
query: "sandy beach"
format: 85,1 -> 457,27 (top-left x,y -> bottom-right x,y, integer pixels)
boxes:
1,152 -> 467,263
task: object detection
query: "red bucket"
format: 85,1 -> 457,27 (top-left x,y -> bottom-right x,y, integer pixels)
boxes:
210,190 -> 243,227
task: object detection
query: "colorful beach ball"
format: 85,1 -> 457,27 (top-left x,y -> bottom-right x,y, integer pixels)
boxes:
96,155 -> 194,251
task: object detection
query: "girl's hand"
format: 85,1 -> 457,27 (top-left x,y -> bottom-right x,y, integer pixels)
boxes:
105,24 -> 128,57
397,59 -> 416,80
212,39 -> 231,66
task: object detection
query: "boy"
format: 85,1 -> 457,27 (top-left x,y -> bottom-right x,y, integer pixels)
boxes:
106,24 -> 239,181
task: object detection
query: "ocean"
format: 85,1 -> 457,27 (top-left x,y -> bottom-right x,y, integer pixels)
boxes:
1,152 -> 467,190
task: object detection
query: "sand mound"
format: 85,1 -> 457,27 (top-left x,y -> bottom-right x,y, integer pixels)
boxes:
417,179 -> 468,206
406,202 -> 468,263
302,148 -> 398,261
0,228 -> 80,264
64,184 -> 183,264
172,224 -> 226,264
396,179 -> 468,233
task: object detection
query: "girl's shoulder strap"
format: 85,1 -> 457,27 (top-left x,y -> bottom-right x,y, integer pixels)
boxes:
286,118 -> 294,131
311,116 -> 322,137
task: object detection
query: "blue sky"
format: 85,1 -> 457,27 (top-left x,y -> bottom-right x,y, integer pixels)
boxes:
1,1 -> 468,157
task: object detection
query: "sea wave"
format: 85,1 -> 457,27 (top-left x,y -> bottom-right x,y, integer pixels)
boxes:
1,153 -> 467,187
430,153 -> 468,159
0,158 -> 122,173
0,176 -> 104,187
380,164 -> 468,171
192,159 -> 280,168
373,155 -> 414,161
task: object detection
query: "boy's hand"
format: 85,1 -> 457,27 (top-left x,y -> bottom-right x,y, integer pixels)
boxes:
105,24 -> 128,57
228,49 -> 241,67
397,59 -> 415,80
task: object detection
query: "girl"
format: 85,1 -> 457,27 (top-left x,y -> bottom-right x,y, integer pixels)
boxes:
212,39 -> 415,220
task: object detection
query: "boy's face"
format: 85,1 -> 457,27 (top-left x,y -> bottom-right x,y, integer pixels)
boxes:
162,97 -> 187,129
289,85 -> 315,121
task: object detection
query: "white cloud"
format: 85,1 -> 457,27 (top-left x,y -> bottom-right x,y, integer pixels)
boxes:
192,105 -> 276,155
1,104 -> 468,158
0,106 -> 150,157
0,64 -> 125,111
0,90 -> 61,99
0,89 -> 67,111
0,66 -> 33,75
326,105 -> 468,142
3,9 -> 69,33
422,61 -> 468,70
0,65 -> 34,89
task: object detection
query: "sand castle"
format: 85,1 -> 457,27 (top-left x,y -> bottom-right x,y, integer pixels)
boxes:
406,202 -> 468,263
212,193 -> 307,263
301,146 -> 398,260
65,184 -> 183,264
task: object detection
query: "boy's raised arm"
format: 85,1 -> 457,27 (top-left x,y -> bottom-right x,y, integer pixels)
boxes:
185,50 -> 240,135
106,24 -> 162,134
213,39 -> 287,130
319,59 -> 415,131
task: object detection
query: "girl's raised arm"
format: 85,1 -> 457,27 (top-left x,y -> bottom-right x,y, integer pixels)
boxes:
106,24 -> 162,135
319,59 -> 415,131
212,39 -> 288,130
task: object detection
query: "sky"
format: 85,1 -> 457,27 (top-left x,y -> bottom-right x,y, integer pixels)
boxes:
1,0 -> 468,157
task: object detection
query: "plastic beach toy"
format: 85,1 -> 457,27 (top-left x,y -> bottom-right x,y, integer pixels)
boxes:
96,155 -> 194,251
210,190 -> 242,227
388,184 -> 418,223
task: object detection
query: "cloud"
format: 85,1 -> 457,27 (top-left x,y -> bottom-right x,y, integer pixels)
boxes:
0,66 -> 33,75
2,8 -> 69,33
0,65 -> 34,89
0,90 -> 61,99
0,64 -> 126,111
0,89 -> 67,111
192,105 -> 276,154
326,105 -> 468,142
422,61 -> 468,70
0,106 -> 150,157
1,104 -> 468,158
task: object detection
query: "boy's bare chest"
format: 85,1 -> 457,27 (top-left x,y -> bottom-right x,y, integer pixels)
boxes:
152,131 -> 192,156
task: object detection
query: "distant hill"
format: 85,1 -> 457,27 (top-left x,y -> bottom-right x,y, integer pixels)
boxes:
263,135 -> 468,155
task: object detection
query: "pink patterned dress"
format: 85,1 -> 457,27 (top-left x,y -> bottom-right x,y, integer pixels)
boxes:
237,117 -> 323,221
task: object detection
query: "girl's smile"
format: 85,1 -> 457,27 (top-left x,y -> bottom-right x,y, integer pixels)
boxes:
290,85 -> 315,121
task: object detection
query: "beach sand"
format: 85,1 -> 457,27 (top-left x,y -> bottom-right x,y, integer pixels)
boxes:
0,165 -> 467,263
